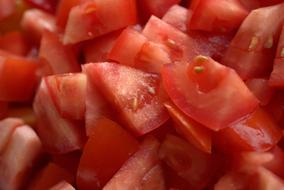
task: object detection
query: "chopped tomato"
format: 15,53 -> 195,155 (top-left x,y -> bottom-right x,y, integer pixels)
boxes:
51,151 -> 81,175
0,102 -> 8,119
162,5 -> 189,33
162,56 -> 259,131
0,125 -> 42,190
141,164 -> 166,190
0,118 -> 23,153
222,3 -> 284,79
245,78 -> 274,106
21,9 -> 57,43
189,0 -> 248,33
164,101 -> 212,153
84,30 -> 121,63
0,0 -> 16,21
45,73 -> 86,120
39,30 -> 81,75
159,134 -> 213,189
103,137 -> 161,189
28,162 -> 74,190
33,80 -> 86,154
84,62 -> 169,135
0,55 -> 38,102
215,108 -> 282,153
0,31 -> 31,56
63,0 -> 137,44
56,0 -> 82,29
77,117 -> 139,190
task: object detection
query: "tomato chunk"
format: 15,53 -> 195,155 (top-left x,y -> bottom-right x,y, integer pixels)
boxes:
164,101 -> 212,153
45,73 -> 86,120
77,117 -> 139,190
222,3 -> 284,79
162,56 -> 259,131
0,125 -> 42,190
50,181 -> 75,190
103,137 -> 161,190
33,80 -> 86,154
189,0 -> 248,33
39,31 -> 81,75
215,108 -> 282,153
63,0 -> 137,44
0,55 -> 38,102
0,0 -> 16,21
24,0 -> 58,13
84,62 -> 169,135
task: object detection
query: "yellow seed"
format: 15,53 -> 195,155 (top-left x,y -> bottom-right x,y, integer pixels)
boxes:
249,36 -> 258,51
132,98 -> 138,111
84,4 -> 96,14
264,36 -> 273,49
194,66 -> 204,73
194,55 -> 208,63
166,39 -> 177,49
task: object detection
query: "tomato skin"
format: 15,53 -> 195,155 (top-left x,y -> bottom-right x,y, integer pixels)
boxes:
245,78 -> 274,106
0,56 -> 38,102
215,108 -> 282,153
56,0 -> 81,29
164,101 -> 212,153
162,57 -> 259,131
84,62 -> 169,136
189,0 -> 248,33
77,117 -> 139,190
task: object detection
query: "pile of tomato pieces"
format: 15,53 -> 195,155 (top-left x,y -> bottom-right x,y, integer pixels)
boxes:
2,0 -> 284,189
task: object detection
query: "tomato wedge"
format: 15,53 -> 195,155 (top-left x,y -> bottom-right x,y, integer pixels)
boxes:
162,56 -> 259,131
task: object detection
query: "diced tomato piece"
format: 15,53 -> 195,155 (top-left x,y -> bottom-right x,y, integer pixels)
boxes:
103,137 -> 160,190
263,146 -> 284,179
28,163 -> 74,190
189,0 -> 248,33
0,125 -> 42,190
84,62 -> 169,135
33,80 -> 86,154
162,5 -> 190,33
0,118 -> 23,153
0,31 -> 31,56
56,0 -> 82,29
77,117 -> 139,190
24,0 -> 58,13
50,181 -> 75,190
215,108 -> 282,153
0,56 -> 38,102
39,31 -> 80,75
164,101 -> 212,153
137,0 -> 181,22
159,134 -> 213,189
45,73 -> 86,120
84,30 -> 121,63
0,0 -> 16,21
63,0 -> 137,44
51,151 -> 81,175
222,3 -> 284,79
246,78 -> 274,106
162,56 -> 259,131
21,9 -> 57,43
239,0 -> 260,11
108,27 -> 147,67
0,102 -> 8,119
264,90 -> 284,124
